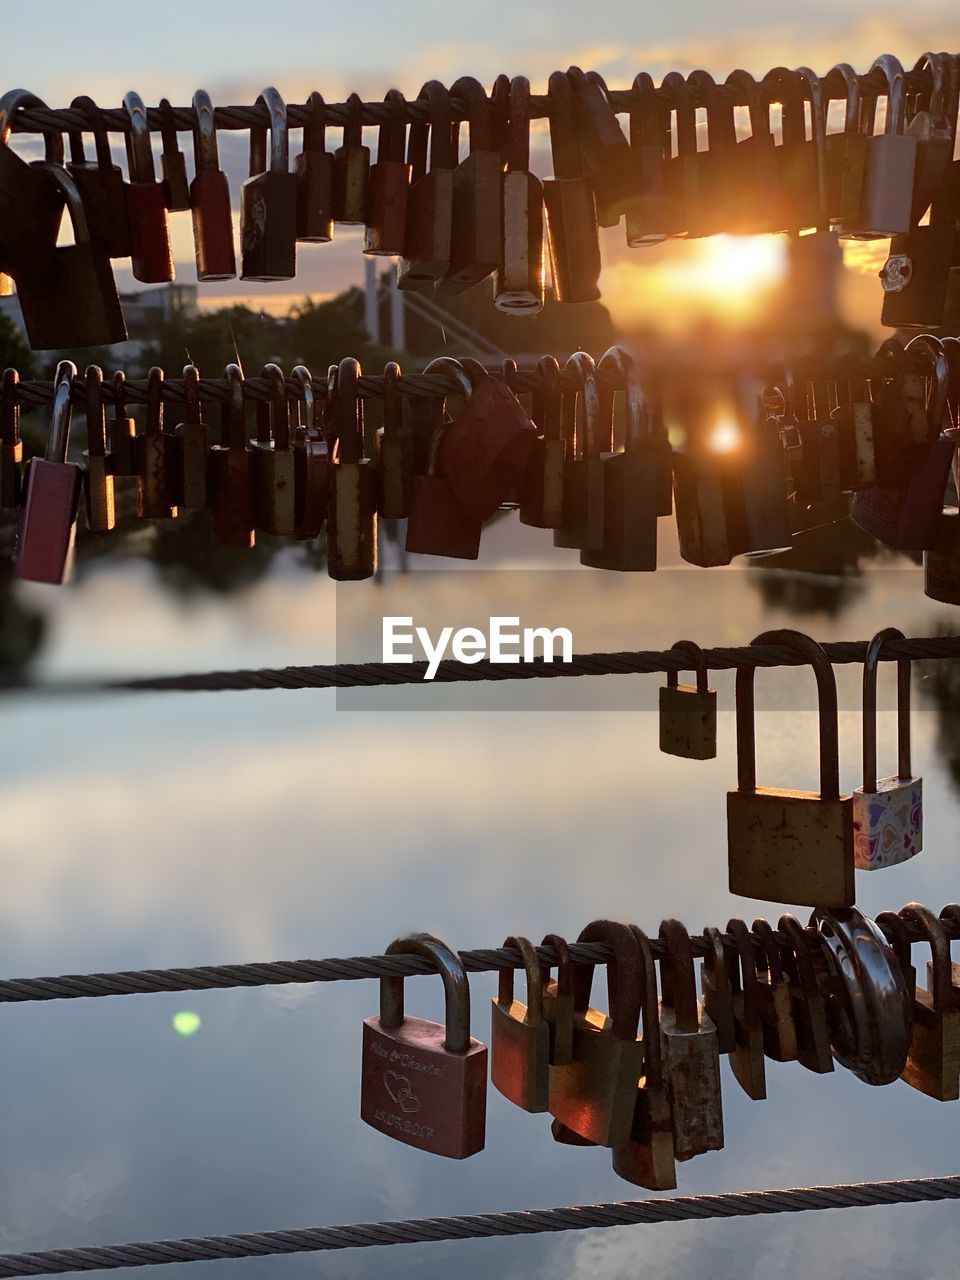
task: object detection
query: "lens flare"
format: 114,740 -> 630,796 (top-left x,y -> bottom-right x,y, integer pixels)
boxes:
709,420 -> 742,453
172,1010 -> 202,1037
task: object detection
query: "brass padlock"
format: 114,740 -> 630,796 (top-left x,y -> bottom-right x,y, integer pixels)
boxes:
540,932 -> 575,1067
568,66 -> 637,228
0,368 -> 22,509
240,87 -> 298,281
778,914 -> 833,1074
332,93 -> 370,224
553,352 -> 604,552
611,925 -> 676,1190
175,364 -> 208,510
661,72 -> 701,237
290,364 -> 329,541
361,933 -> 487,1159
375,361 -> 415,519
625,72 -> 671,246
490,936 -> 550,1113
399,81 -> 454,290
123,91 -> 174,283
136,366 -> 177,521
548,920 -> 644,1149
190,90 -> 237,281
752,917 -> 798,1062
726,918 -> 766,1100
519,355 -> 565,530
81,365 -> 115,533
158,97 -> 190,211
438,76 -> 502,295
826,64 -> 868,230
853,628 -> 923,870
727,628 -> 855,908
900,903 -> 960,1101
542,70 -> 601,302
847,56 -> 918,237
659,640 -> 717,760
364,90 -> 411,257
295,92 -> 334,242
327,357 -> 377,580
209,363 -> 255,548
657,919 -> 723,1161
252,363 -> 296,536
496,75 -> 544,314
0,90 -> 65,278
725,69 -> 782,234
67,95 -> 131,258
700,926 -> 736,1055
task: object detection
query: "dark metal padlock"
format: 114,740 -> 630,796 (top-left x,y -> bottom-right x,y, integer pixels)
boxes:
190,89 -> 236,281
766,67 -> 820,233
490,936 -> 550,1114
687,69 -> 740,236
375,360 -> 415,518
723,413 -> 792,557
241,87 -> 298,281
175,364 -> 208,509
700,926 -> 737,1055
906,52 -> 955,225
725,69 -> 782,234
778,914 -> 833,1074
14,161 -> 127,350
110,370 -> 138,480
826,64 -> 868,229
625,72 -> 671,247
438,77 -> 502,295
158,97 -> 190,211
496,75 -> 544,314
726,918 -> 767,1100
0,90 -> 65,274
295,92 -> 334,242
67,95 -> 131,258
405,419 -> 482,560
0,368 -> 22,509
252,363 -> 296,536
209,363 -> 255,548
398,80 -> 454,290
82,364 -> 115,532
290,364 -> 329,540
568,66 -> 638,227
361,933 -> 487,1159
672,445 -> 734,567
332,93 -> 370,224
364,90 -> 411,257
15,360 -> 82,585
327,358 -> 377,580
553,352 -> 605,551
123,91 -> 174,283
520,355 -> 565,529
846,56 -> 918,238
659,640 -> 717,760
727,629 -> 855,908
543,71 -> 601,302
660,71 -> 701,238
136,366 -> 178,520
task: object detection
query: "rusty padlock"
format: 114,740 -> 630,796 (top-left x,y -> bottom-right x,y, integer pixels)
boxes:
15,361 -> 82,585
543,70 -> 601,302
398,80 -> 454,290
175,364 -> 208,509
332,93 -> 370,224
252,363 -> 296,536
438,77 -> 502,295
364,90 -> 411,257
295,92 -> 334,242
625,72 -> 671,246
123,91 -> 174,282
190,90 -> 236,281
568,66 -> 638,228
240,88 -> 297,281
553,351 -> 605,552
519,355 -> 564,529
375,361 -> 415,519
659,640 -> 717,760
327,357 -> 377,580
136,366 -> 177,520
496,75 -> 544,314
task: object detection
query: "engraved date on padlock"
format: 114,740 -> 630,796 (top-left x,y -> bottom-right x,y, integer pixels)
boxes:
880,254 -> 914,294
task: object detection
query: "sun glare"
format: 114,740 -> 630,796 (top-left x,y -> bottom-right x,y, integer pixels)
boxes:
708,420 -> 743,453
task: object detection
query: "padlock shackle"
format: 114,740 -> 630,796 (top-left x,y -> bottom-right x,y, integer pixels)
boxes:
875,910 -> 917,988
726,917 -> 762,1032
736,628 -> 841,800
291,364 -> 315,433
334,356 -> 364,465
725,69 -> 773,144
687,70 -> 737,151
574,919 -> 642,1043
341,93 -> 364,148
260,363 -> 289,452
251,87 -> 289,177
182,364 -> 203,425
381,361 -> 403,436
1,368 -> 20,449
900,902 -> 951,1012
661,72 -> 698,157
144,366 -> 164,437
122,90 -> 155,182
46,361 -> 76,464
533,355 -> 562,444
158,99 -> 181,160
30,160 -> 92,246
597,345 -> 645,454
658,918 -> 699,1033
376,89 -> 408,166
301,91 -> 327,155
380,932 -> 472,1054
192,90 -> 221,173
507,76 -> 532,173
84,365 -> 106,456
667,639 -> 710,693
870,55 -> 907,135
68,95 -> 113,168
828,64 -> 861,133
912,53 -> 947,116
751,917 -> 785,985
564,351 -> 600,462
794,67 -> 828,231
904,333 -> 950,429
449,76 -> 495,153
407,81 -> 452,180
701,926 -> 731,992
777,913 -> 821,999
861,627 -> 911,792
630,925 -> 665,1087
762,67 -> 805,149
220,363 -> 247,451
423,356 -> 474,401
547,70 -> 583,181
498,935 -> 545,1025
539,932 -> 573,999
0,89 -> 64,162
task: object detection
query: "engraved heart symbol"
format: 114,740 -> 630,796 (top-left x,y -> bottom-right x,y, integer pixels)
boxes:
383,1071 -> 421,1113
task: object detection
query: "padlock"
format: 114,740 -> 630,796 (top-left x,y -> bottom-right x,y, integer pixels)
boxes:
540,933 -> 575,1067
398,81 -> 454,290
251,363 -> 296,536
611,925 -> 676,1190
241,87 -> 297,281
830,397 -> 877,490
405,367 -> 482,560
778,914 -> 833,1073
936,904 -> 960,1009
14,161 -> 127,351
175,364 -> 208,509
209,363 -> 254,548
765,67 -> 819,234
568,66 -> 638,228
625,72 -> 671,246
881,138 -> 960,329
490,936 -> 550,1113
158,97 -> 190,211
375,361 -> 415,518
439,362 -> 537,521
110,370 -> 138,481
726,918 -> 766,1100
847,56 -> 918,237
519,355 -> 565,529
722,412 -> 792,557
81,364 -> 115,532
123,91 -> 174,283
792,65 -> 831,238
659,639 -> 717,760
136,366 -> 177,520
727,628 -> 855,908
700,926 -> 736,1055
290,364 -> 329,541
542,70 -> 601,302
906,53 -> 955,224
548,920 -> 644,1148
295,92 -> 334,242
0,90 -> 65,274
15,360 -> 82,585
657,919 -> 723,1161
190,89 -> 237,281
327,357 -> 377,580
553,352 -> 605,552
66,95 -> 131,258
332,93 -> 370,225
752,918 -> 798,1062
868,338 -> 934,485
437,76 -> 502,295
900,903 -> 960,1101
496,75 -> 544,314
361,932 -> 487,1159
0,368 -> 22,509
672,444 -> 734,567
661,72 -> 701,238
852,628 -> 922,870
826,64 -> 868,229
687,70 -> 740,236
725,69 -> 782,234
875,909 -> 919,1004
364,90 -> 411,257
580,345 -> 661,572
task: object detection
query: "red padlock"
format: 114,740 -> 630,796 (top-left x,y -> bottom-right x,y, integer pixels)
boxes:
15,361 -> 83,585
124,91 -> 174,283
190,90 -> 236,280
